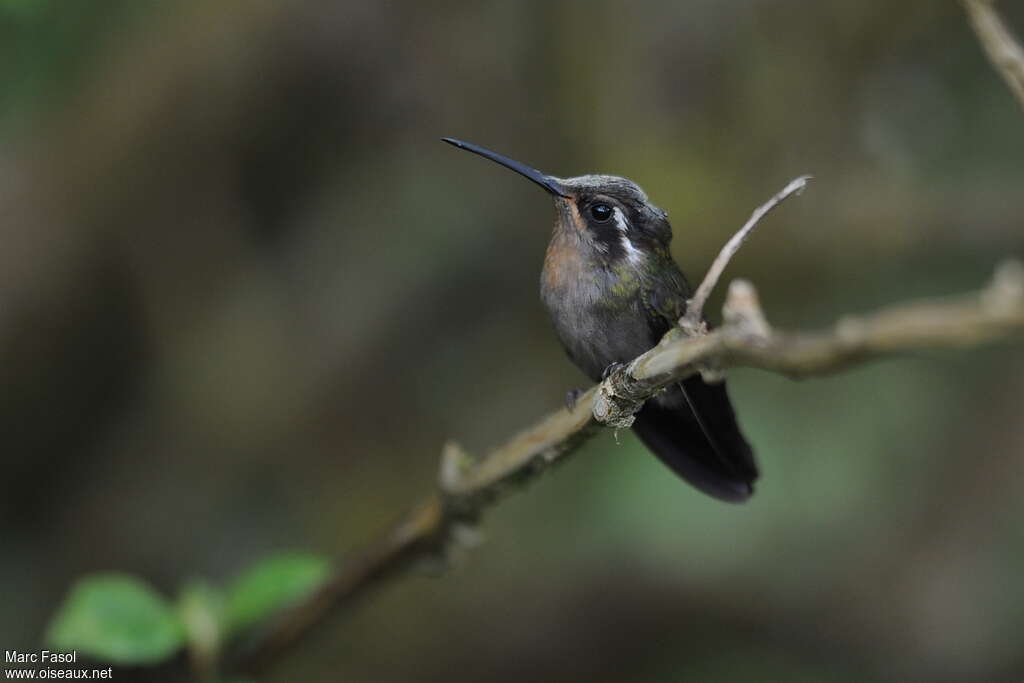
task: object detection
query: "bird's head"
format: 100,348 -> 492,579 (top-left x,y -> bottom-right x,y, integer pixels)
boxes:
443,137 -> 671,265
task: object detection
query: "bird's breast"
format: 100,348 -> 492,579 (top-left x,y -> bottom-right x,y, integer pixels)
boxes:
541,238 -> 652,380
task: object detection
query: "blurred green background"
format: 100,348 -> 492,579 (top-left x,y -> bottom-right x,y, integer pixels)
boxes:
2,1 -> 1023,681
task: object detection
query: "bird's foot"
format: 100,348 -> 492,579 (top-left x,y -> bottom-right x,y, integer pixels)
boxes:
601,361 -> 625,380
565,388 -> 585,411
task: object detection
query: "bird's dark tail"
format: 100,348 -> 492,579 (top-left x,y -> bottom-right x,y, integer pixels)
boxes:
631,376 -> 758,502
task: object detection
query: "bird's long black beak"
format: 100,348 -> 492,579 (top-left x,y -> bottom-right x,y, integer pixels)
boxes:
442,137 -> 570,198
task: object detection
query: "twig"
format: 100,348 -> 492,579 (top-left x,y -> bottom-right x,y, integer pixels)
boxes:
963,0 -> 1024,113
231,258 -> 1024,676
681,175 -> 811,333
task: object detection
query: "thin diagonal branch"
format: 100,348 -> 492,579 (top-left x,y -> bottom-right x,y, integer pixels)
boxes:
963,0 -> 1024,113
231,256 -> 1024,676
681,175 -> 810,332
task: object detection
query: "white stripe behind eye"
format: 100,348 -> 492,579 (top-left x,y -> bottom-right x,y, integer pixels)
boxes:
613,207 -> 644,265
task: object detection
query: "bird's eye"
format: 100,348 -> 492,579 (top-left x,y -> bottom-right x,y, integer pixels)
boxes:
590,203 -> 613,222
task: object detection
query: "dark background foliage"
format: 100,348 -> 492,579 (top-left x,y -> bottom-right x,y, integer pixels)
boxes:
2,1 -> 1023,681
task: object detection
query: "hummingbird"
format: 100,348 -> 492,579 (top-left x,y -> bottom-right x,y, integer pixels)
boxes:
442,138 -> 758,502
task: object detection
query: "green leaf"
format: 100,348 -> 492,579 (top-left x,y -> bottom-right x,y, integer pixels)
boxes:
46,573 -> 185,665
224,553 -> 329,635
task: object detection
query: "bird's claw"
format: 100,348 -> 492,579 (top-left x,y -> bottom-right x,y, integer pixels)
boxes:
565,388 -> 584,411
601,362 -> 625,381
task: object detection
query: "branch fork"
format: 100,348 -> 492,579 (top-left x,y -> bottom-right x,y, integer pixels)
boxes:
591,176 -> 809,428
